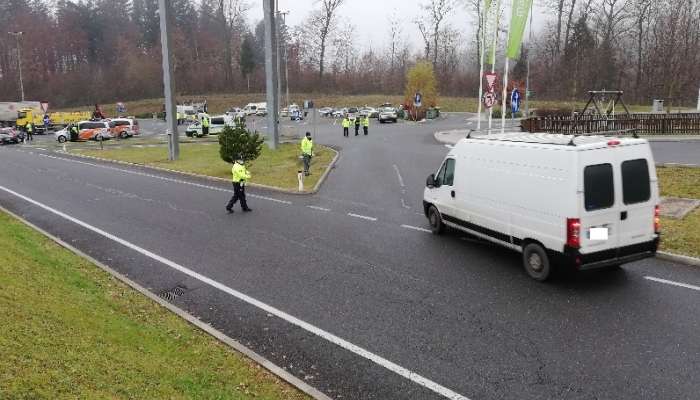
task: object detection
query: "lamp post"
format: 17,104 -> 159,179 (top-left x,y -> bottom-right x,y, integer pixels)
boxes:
279,10 -> 290,109
8,31 -> 25,102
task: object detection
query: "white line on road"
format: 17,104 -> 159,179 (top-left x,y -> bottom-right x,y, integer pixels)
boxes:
347,213 -> 378,221
36,153 -> 292,205
307,205 -> 331,212
645,276 -> 700,292
0,184 -> 469,400
392,164 -> 405,188
400,224 -> 432,233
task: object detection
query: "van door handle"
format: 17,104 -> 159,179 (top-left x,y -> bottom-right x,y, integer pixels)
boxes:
620,211 -> 627,220
451,190 -> 456,198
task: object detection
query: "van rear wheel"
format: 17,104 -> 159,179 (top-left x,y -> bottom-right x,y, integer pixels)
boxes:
428,205 -> 445,235
522,243 -> 551,281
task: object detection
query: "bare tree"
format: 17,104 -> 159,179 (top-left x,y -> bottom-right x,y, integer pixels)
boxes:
313,0 -> 345,78
422,0 -> 455,66
388,10 -> 403,70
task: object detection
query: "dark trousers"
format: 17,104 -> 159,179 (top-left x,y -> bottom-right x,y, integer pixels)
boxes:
26,131 -> 33,141
202,126 -> 209,136
355,125 -> 359,135
227,182 -> 248,210
343,127 -> 348,137
363,126 -> 368,135
303,154 -> 311,174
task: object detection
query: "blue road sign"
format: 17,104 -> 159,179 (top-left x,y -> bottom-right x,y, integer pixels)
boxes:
511,89 -> 521,114
414,92 -> 422,108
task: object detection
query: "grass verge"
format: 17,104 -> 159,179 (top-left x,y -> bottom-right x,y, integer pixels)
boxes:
0,210 -> 310,399
73,142 -> 335,191
657,166 -> 700,258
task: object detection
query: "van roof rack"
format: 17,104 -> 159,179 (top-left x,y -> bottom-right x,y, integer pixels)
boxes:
466,130 -> 641,147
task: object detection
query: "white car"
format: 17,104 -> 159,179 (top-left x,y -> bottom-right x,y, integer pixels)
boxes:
226,108 -> 245,119
359,107 -> 378,118
185,115 -> 231,137
319,107 -> 334,117
255,106 -> 268,116
424,133 -> 660,281
378,107 -> 398,123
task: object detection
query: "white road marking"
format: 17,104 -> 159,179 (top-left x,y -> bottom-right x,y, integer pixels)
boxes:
392,164 -> 405,188
347,213 -> 378,222
645,276 -> 700,292
36,153 -> 292,204
0,184 -> 469,400
307,205 -> 331,212
400,224 -> 432,233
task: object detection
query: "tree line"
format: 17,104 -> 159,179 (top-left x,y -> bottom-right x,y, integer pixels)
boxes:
0,0 -> 698,109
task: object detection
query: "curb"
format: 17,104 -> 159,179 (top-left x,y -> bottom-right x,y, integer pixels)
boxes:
0,205 -> 333,400
59,146 -> 339,196
657,251 -> 700,267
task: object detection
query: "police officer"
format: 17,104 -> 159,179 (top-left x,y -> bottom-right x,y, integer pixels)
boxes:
25,121 -> 33,142
226,156 -> 252,213
354,116 -> 360,136
300,132 -> 313,176
43,114 -> 50,132
201,114 -> 210,137
69,123 -> 79,141
362,115 -> 369,136
342,115 -> 350,137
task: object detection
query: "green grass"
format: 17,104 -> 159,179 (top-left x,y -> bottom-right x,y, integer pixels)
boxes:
0,211 -> 310,400
656,166 -> 700,258
74,142 -> 335,190
56,92 -> 661,115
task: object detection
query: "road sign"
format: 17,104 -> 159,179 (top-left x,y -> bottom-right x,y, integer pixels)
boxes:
117,102 -> 126,114
485,73 -> 498,92
40,102 -> 49,113
482,92 -> 497,109
414,92 -> 422,108
511,89 -> 521,113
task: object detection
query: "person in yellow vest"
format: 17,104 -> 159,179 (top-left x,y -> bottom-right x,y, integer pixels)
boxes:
201,114 -> 210,137
362,115 -> 369,136
341,116 -> 350,137
300,132 -> 314,176
226,156 -> 252,213
25,122 -> 33,142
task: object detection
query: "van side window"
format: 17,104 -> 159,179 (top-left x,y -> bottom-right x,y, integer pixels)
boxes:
435,162 -> 446,186
584,163 -> 614,211
443,159 -> 456,186
622,159 -> 651,204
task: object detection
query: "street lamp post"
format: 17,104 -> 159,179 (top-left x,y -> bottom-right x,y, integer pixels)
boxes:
279,11 -> 290,109
8,31 -> 25,102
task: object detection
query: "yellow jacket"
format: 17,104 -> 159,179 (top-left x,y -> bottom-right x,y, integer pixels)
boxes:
301,137 -> 313,155
342,118 -> 350,128
231,162 -> 251,183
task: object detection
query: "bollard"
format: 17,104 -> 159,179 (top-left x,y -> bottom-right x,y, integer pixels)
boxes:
298,170 -> 304,192
62,143 -> 66,153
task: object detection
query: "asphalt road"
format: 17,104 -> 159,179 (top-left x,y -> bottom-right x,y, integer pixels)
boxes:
1,115 -> 699,400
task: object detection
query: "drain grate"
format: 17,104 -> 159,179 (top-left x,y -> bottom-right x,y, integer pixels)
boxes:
158,285 -> 187,301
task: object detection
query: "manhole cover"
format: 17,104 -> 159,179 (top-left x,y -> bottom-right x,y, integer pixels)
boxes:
659,197 -> 700,219
158,285 -> 187,301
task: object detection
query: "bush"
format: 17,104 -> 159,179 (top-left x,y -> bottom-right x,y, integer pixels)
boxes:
491,108 -> 522,119
218,122 -> 264,164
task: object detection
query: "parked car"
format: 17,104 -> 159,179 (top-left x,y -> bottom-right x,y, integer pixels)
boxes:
255,106 -> 268,116
332,108 -> 347,118
226,107 -> 245,119
319,107 -> 334,117
378,107 -> 398,123
280,107 -> 289,117
185,115 -> 231,137
0,127 -> 21,144
359,107 -> 379,118
424,133 -> 660,281
347,107 -> 358,119
111,118 -> 139,138
55,120 -> 112,142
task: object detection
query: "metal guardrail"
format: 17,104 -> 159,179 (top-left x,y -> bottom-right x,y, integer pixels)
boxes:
522,113 -> 700,135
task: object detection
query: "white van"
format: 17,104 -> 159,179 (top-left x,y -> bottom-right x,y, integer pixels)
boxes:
185,114 -> 232,137
423,133 -> 660,281
243,102 -> 267,116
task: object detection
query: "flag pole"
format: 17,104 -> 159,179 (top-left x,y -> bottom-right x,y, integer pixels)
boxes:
500,56 -> 509,134
476,0 -> 487,131
487,0 -> 500,135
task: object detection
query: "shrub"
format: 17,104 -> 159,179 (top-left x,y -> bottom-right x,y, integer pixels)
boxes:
218,122 -> 264,164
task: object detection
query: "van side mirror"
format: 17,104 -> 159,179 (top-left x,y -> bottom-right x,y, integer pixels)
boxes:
426,174 -> 437,188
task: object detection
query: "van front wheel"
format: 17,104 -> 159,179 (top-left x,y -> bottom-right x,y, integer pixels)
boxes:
428,205 -> 445,235
522,243 -> 551,281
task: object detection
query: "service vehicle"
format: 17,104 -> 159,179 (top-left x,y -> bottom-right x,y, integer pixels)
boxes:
243,102 -> 266,115
423,133 -> 660,281
319,107 -> 334,117
185,114 -> 231,137
55,120 -> 112,142
378,107 -> 398,123
0,101 -> 42,125
111,118 -> 139,138
255,105 -> 268,116
347,107 -> 358,119
359,107 -> 379,118
226,107 -> 246,119
16,108 -> 91,133
0,127 -> 21,144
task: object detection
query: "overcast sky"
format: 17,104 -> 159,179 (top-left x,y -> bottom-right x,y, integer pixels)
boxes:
248,0 -> 550,52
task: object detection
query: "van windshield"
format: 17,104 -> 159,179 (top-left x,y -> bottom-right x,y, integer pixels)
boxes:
584,164 -> 614,211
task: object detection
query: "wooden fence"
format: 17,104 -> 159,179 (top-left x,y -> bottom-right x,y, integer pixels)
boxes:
522,113 -> 700,135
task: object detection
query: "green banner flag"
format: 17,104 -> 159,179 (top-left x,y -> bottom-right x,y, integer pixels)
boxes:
486,0 -> 500,65
506,0 -> 533,59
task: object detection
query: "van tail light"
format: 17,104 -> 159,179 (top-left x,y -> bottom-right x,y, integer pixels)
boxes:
567,218 -> 581,249
607,140 -> 621,146
654,205 -> 661,234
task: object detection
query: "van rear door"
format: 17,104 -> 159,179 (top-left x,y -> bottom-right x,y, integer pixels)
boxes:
616,146 -> 657,247
579,154 -> 620,254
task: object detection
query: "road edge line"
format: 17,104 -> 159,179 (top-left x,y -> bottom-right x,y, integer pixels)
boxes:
0,205 -> 333,400
57,147 -> 337,195
656,251 -> 700,268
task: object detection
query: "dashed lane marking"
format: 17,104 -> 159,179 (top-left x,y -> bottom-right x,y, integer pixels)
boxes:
0,184 -> 470,400
645,276 -> 700,292
400,224 -> 432,233
347,213 -> 378,222
307,205 -> 331,212
392,164 -> 405,188
36,153 -> 293,205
